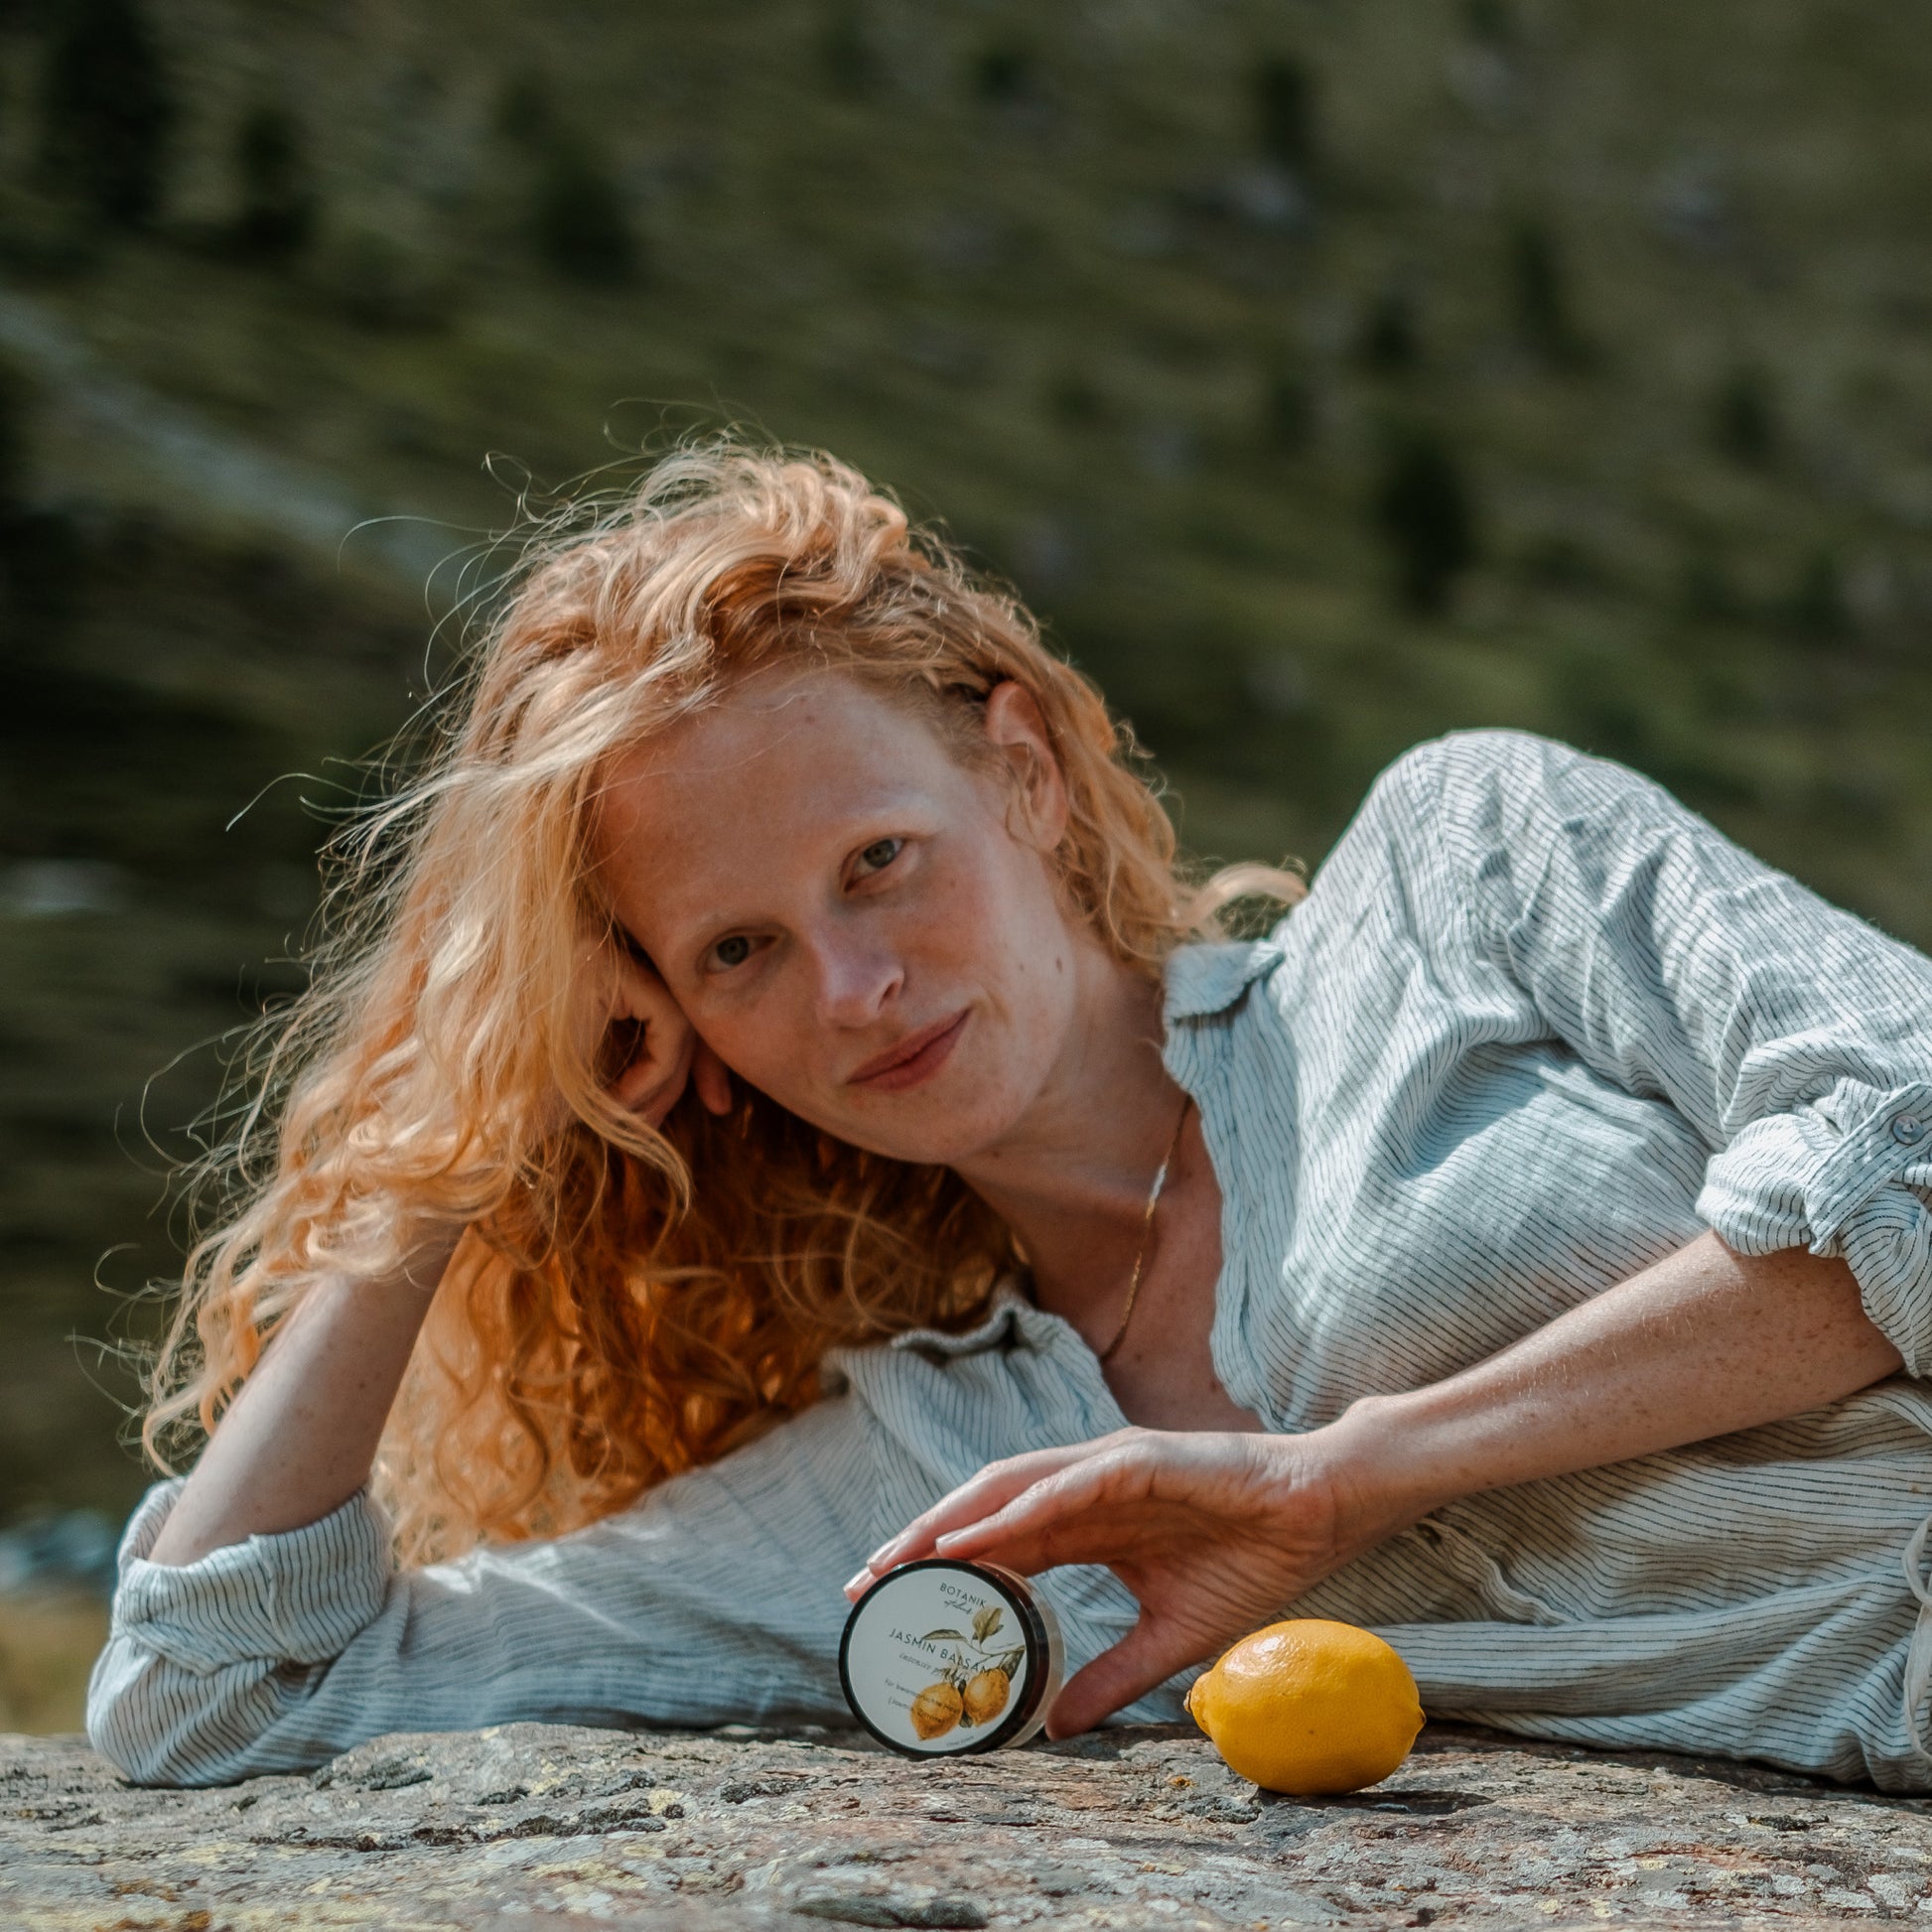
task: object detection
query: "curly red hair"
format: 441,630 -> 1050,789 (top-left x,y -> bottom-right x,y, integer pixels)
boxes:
144,442 -> 1302,1564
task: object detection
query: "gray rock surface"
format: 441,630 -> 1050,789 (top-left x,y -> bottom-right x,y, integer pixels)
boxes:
6,1719 -> 1932,1929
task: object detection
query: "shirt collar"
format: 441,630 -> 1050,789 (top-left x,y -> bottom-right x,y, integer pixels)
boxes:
831,942 -> 1282,1370
883,1278 -> 1034,1358
820,1278 -> 1062,1376
1161,938 -> 1284,1025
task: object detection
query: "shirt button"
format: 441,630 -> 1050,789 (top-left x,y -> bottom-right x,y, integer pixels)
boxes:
1893,1114 -> 1929,1147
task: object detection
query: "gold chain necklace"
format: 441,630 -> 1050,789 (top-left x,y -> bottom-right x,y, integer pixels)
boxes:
1096,1091 -> 1193,1364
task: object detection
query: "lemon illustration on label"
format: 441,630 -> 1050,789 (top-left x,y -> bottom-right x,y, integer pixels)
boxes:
913,1601 -> 1026,1731
962,1668 -> 1011,1725
909,1681 -> 965,1740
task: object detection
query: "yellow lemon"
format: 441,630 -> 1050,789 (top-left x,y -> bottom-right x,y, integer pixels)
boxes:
1185,1619 -> 1424,1795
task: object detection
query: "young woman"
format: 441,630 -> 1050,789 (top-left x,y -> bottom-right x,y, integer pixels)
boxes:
91,445 -> 1932,1790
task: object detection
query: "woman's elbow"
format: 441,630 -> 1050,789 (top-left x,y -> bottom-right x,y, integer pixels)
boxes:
85,1638 -> 289,1788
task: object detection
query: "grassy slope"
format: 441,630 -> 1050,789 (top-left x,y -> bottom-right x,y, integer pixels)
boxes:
0,0 -> 1929,1516
0,527 -> 425,1515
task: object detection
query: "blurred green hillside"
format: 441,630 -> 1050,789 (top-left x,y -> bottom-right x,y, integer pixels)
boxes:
1,0 -> 1930,1518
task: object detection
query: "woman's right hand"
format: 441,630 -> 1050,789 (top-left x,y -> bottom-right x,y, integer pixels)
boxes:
845,1425 -> 1393,1737
583,946 -> 734,1129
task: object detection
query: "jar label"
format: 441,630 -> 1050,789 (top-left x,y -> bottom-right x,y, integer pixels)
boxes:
841,1564 -> 1036,1754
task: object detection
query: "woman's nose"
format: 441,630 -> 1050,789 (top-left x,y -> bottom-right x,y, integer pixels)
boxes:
811,931 -> 905,1029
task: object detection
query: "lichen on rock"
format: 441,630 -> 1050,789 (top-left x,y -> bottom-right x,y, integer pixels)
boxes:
5,1719 -> 1930,1927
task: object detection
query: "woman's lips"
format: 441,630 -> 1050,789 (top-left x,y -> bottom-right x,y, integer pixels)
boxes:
848,1010 -> 970,1092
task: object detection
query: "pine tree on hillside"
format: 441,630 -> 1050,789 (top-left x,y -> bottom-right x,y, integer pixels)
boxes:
972,43 -> 1035,105
1252,55 -> 1317,174
1714,364 -> 1778,467
40,0 -> 175,228
1507,218 -> 1588,367
496,72 -> 639,288
1258,350 -> 1315,455
1462,0 -> 1519,46
532,133 -> 639,286
232,106 -> 318,261
1785,546 -> 1846,642
1358,283 -> 1422,373
0,357 -> 75,633
0,358 -> 25,518
820,5 -> 876,96
1374,426 -> 1479,615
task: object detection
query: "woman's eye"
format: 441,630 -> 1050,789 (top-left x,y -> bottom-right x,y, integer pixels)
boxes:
710,934 -> 753,970
854,837 -> 903,878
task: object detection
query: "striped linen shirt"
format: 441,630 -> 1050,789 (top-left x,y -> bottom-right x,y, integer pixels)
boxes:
89,728 -> 1932,1790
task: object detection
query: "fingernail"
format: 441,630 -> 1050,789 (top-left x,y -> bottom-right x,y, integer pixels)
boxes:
865,1543 -> 897,1568
843,1568 -> 875,1597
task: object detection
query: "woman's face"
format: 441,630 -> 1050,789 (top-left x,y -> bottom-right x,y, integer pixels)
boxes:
593,668 -> 1098,1167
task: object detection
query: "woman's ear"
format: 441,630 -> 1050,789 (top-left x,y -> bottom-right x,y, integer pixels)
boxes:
982,681 -> 1070,852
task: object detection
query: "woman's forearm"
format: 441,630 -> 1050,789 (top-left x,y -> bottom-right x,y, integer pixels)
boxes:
1334,1229 -> 1904,1535
145,1224 -> 461,1568
847,1230 -> 1908,1733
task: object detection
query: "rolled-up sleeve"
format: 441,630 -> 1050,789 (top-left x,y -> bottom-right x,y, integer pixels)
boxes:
88,1393 -> 878,1786
1699,1078 -> 1932,1369
109,1478 -> 394,1664
1387,728 -> 1932,1370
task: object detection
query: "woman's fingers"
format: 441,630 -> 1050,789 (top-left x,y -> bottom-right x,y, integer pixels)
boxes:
553,941 -> 729,1135
838,1426 -> 1346,1742
852,1460 -> 1069,1582
931,1450 -> 1149,1563
603,951 -> 713,1126
842,1429 -> 1352,1739
849,1440 -> 1129,1591
614,1023 -> 695,1123
922,1516 -> 1132,1581
855,1429 -> 1242,1589
1046,1615 -> 1202,1739
692,1040 -> 734,1116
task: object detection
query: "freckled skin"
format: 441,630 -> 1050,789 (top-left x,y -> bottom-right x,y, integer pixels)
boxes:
595,671 -> 1101,1171
592,667 -> 1261,1436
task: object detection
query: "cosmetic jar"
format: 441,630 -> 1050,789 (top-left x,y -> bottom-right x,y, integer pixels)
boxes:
839,1559 -> 1065,1756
